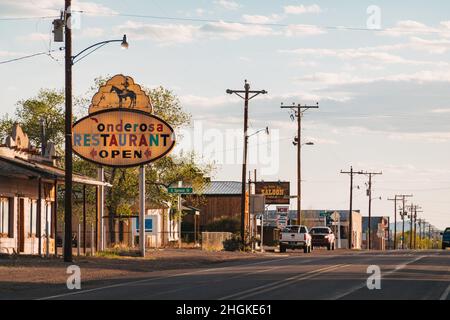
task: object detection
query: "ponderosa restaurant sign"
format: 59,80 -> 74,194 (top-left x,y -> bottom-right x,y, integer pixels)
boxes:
72,75 -> 176,167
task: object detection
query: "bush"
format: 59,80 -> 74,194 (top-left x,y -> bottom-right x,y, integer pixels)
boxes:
206,217 -> 240,234
223,235 -> 244,252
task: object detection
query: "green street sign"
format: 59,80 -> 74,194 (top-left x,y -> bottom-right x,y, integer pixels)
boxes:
319,211 -> 331,217
168,187 -> 193,194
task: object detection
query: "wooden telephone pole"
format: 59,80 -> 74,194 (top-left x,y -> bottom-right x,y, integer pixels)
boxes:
364,171 -> 382,250
340,167 -> 364,249
227,81 -> 267,246
281,103 -> 319,225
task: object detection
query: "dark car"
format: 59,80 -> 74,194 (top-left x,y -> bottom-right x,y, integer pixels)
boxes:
56,233 -> 78,247
441,228 -> 450,250
310,227 -> 336,250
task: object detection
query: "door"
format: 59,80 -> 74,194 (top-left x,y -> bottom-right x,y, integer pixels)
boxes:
18,198 -> 25,252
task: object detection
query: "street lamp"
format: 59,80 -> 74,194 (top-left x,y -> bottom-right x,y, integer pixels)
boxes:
64,0 -> 129,262
248,126 -> 270,138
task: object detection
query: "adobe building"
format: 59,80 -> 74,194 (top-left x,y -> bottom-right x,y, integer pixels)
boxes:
0,124 -> 107,255
362,216 -> 390,250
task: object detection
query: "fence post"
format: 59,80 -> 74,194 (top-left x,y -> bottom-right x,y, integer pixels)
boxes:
91,223 -> 95,256
77,223 -> 81,257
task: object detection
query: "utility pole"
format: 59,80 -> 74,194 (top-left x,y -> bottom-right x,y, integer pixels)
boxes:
281,102 -> 319,225
387,196 -> 399,249
340,167 -> 364,249
227,81 -> 267,246
64,0 -> 73,262
407,204 -> 422,249
397,194 -> 413,249
364,171 -> 382,250
388,194 -> 412,250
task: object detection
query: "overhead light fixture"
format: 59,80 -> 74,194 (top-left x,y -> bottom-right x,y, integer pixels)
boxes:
121,34 -> 129,49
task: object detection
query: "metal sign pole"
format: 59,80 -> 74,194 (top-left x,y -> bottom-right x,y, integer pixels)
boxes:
98,167 -> 105,251
139,165 -> 146,257
178,181 -> 182,249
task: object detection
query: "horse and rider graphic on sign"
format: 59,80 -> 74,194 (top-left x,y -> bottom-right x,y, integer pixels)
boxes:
88,74 -> 152,114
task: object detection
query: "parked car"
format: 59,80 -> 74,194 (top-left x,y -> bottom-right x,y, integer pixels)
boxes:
56,233 -> 78,248
310,227 -> 336,250
279,225 -> 312,253
441,228 -> 450,250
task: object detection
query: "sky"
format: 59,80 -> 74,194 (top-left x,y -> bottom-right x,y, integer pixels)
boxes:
1,0 -> 450,229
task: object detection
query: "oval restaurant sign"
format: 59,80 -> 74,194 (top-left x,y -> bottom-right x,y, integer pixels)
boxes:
72,75 -> 176,167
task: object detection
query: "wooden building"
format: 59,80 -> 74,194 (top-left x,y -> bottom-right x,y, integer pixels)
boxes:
185,181 -> 243,228
0,124 -> 107,255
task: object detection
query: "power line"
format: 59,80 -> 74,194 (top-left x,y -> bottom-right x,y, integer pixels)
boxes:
0,15 -> 58,21
0,48 -> 62,65
3,10 -> 445,36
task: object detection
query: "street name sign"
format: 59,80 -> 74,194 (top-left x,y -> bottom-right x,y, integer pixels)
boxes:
168,187 -> 193,194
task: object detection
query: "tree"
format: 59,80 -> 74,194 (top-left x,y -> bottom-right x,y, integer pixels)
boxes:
0,89 -> 65,146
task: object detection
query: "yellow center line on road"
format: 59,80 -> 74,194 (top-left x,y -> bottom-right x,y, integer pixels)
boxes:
219,264 -> 350,300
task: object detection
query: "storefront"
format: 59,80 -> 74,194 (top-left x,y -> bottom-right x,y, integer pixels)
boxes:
0,124 -> 108,255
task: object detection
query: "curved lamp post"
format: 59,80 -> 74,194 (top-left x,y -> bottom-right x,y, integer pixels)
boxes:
64,1 -> 129,263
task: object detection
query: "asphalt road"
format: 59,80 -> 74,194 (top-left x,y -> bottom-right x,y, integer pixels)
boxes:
30,250 -> 449,300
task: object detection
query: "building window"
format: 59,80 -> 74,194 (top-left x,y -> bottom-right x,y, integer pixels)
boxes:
30,200 -> 37,235
0,198 -> 9,236
45,202 -> 52,236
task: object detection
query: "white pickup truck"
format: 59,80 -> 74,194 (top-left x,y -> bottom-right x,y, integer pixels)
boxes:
279,225 -> 312,253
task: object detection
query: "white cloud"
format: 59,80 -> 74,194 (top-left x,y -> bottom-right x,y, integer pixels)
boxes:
180,95 -> 234,108
304,137 -> 339,145
214,0 -> 241,11
285,24 -> 326,37
295,70 -> 450,86
17,32 -> 51,42
431,108 -> 450,114
72,1 -> 117,16
388,131 -> 450,143
281,47 -> 449,66
77,27 -> 105,38
242,14 -> 281,24
0,0 -> 116,17
116,20 -> 278,44
0,50 -> 26,58
408,37 -> 450,54
382,20 -> 450,38
284,4 -> 322,15
200,21 -> 276,39
115,21 -> 198,44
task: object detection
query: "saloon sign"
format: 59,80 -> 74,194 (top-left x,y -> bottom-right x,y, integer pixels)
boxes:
72,75 -> 175,167
255,182 -> 290,205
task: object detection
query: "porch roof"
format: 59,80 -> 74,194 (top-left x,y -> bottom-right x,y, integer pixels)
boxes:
0,155 -> 111,187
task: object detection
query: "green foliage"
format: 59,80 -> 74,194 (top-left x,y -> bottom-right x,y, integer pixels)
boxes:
205,217 -> 241,234
223,235 -> 244,252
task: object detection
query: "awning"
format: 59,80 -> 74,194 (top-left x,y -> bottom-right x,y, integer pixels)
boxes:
0,155 -> 111,187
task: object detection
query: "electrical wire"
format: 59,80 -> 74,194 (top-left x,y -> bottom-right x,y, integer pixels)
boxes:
1,11 -> 448,36
0,48 -> 62,65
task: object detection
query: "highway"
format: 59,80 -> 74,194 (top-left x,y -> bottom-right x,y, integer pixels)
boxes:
34,250 -> 450,300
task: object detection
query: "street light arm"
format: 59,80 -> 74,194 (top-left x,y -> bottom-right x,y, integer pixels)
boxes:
248,127 -> 269,138
71,35 -> 128,64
